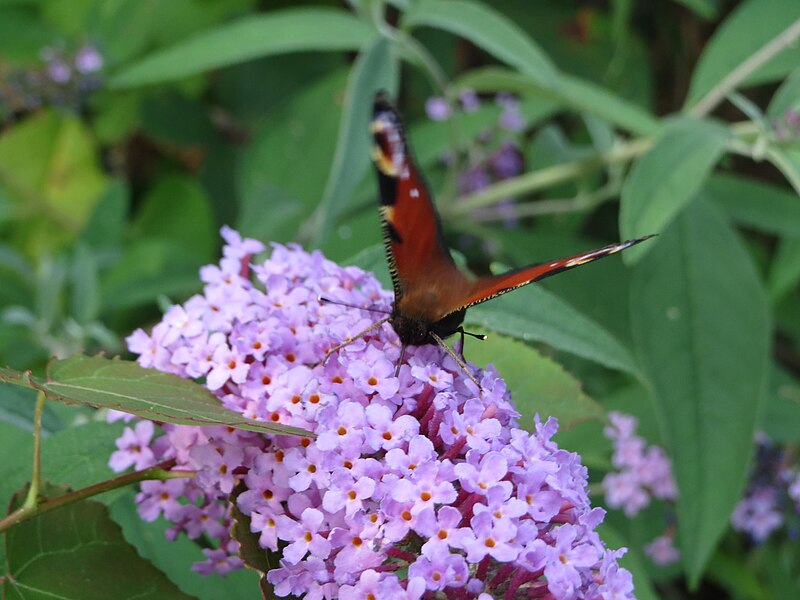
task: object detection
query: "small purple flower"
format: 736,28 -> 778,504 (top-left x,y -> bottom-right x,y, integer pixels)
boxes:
497,93 -> 526,132
491,140 -> 524,179
276,508 -> 331,564
108,420 -> 155,471
425,96 -> 451,121
74,45 -> 103,74
459,88 -> 480,113
645,534 -> 680,566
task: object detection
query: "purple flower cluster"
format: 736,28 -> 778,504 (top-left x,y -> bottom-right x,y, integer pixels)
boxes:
730,434 -> 800,543
0,43 -> 103,117
425,90 -> 527,227
601,412 -> 676,518
113,227 -> 635,599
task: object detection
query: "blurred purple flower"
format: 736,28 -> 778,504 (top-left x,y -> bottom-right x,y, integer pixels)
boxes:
602,411 -> 677,516
644,534 -> 680,566
459,88 -> 480,112
74,45 -> 103,73
113,226 -> 635,598
497,92 -> 526,132
425,96 -> 451,121
491,140 -> 524,179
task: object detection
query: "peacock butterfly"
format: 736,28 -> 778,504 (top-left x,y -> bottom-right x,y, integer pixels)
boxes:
328,92 -> 653,376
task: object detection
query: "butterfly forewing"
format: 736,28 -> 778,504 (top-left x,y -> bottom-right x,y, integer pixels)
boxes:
371,93 -> 471,322
446,235 -> 656,314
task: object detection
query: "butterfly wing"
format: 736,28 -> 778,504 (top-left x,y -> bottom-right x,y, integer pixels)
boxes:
437,235 -> 655,315
371,92 -> 471,320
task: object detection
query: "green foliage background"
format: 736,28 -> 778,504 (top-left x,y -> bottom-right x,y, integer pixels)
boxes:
1,0 -> 800,598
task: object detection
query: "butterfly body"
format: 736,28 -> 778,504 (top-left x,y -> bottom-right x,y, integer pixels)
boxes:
368,92 -> 652,362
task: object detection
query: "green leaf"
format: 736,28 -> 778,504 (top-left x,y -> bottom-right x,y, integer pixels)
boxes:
80,179 -> 130,254
70,243 -> 100,325
761,367 -> 800,443
110,497 -> 260,600
456,67 -> 660,136
403,0 -> 557,86
236,70 -> 348,243
466,333 -> 603,429
312,37 -> 399,246
685,0 -> 800,110
111,8 -> 375,87
630,198 -> 770,584
619,117 -> 729,262
767,67 -> 800,117
466,285 -> 640,377
0,384 -> 63,433
705,172 -> 800,237
0,356 -> 311,437
132,174 -> 216,261
0,110 -> 108,257
3,483 -> 196,600
767,145 -> 800,196
99,239 -> 203,312
768,237 -> 800,302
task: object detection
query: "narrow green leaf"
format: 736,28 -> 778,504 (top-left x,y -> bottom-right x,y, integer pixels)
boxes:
630,198 -> 769,584
70,243 -> 100,325
685,0 -> 800,110
312,37 -> 399,245
0,356 -> 311,437
619,117 -> 729,263
705,172 -> 800,237
111,8 -> 375,87
466,285 -> 640,377
466,334 -> 603,430
403,0 -> 557,86
3,483 -> 195,600
456,67 -> 659,136
768,237 -> 800,302
674,0 -> 717,19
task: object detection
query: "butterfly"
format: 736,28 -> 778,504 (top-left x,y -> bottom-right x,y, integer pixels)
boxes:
327,92 -> 653,379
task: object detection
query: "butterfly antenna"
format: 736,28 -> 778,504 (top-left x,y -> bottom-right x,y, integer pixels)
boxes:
318,296 -> 391,315
430,331 -> 482,391
322,316 -> 390,365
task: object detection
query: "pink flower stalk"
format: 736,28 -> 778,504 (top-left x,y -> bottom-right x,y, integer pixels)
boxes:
113,226 -> 635,599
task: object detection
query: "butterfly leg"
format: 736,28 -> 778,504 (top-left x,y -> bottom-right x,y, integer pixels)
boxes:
430,331 -> 482,391
322,316 -> 390,365
395,343 -> 408,377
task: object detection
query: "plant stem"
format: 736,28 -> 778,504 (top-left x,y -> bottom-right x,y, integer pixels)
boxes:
690,17 -> 800,118
0,459 -> 192,534
22,391 -> 46,510
446,136 -> 652,218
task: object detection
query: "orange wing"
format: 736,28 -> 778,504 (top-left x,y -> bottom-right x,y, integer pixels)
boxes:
439,236 -> 656,315
371,93 -> 472,321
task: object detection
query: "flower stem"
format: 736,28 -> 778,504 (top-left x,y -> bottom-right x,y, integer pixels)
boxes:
22,391 -> 46,510
0,459 -> 191,534
446,137 -> 652,218
689,17 -> 800,118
